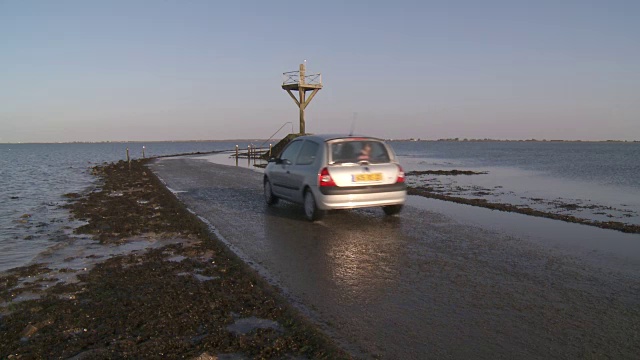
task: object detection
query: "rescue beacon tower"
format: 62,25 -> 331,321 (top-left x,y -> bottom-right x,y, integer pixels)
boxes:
282,62 -> 322,134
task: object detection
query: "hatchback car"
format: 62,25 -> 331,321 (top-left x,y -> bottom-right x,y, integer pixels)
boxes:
263,134 -> 406,221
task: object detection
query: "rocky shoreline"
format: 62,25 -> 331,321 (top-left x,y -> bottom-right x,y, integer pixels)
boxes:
0,159 -> 348,359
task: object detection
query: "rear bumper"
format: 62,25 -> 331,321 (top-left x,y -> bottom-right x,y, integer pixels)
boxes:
314,187 -> 406,210
319,183 -> 406,195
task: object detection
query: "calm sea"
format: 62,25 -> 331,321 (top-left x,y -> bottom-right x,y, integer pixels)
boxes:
0,141 -> 254,272
392,141 -> 640,188
1,140 -> 639,272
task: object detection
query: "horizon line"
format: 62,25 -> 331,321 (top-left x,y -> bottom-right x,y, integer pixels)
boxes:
1,138 -> 639,145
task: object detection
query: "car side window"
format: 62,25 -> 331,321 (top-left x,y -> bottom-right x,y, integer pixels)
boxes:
279,140 -> 303,164
295,141 -> 319,165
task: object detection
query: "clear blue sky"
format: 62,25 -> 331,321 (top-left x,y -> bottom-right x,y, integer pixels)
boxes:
1,0 -> 639,142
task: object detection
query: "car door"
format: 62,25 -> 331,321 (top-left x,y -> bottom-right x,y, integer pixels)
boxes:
269,140 -> 304,200
288,140 -> 320,203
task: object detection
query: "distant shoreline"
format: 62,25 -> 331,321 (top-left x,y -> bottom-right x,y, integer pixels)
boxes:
0,139 -> 268,145
393,138 -> 640,143
1,138 -> 638,145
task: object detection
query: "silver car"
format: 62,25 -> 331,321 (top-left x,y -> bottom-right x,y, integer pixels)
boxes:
263,134 -> 407,221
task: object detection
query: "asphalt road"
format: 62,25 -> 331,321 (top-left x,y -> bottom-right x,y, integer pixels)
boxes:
149,157 -> 640,359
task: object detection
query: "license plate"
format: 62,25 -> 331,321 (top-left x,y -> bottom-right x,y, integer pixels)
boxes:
352,173 -> 383,182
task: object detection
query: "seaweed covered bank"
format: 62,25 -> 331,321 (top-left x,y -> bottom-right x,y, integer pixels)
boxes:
0,159 -> 347,359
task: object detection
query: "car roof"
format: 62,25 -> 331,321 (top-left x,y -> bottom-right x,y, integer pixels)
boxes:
297,134 -> 385,142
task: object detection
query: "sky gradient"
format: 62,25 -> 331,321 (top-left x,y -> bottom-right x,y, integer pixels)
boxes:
1,0 -> 639,142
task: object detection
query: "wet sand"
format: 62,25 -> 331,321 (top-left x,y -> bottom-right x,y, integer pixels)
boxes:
0,159 -> 347,359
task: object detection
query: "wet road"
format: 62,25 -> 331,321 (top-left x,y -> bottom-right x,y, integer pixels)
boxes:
149,157 -> 640,359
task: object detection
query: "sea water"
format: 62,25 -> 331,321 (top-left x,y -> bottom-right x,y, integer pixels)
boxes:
0,141 -> 253,272
393,141 -> 640,226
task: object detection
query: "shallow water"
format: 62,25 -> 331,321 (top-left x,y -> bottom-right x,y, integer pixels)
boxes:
401,157 -> 640,226
0,141 -> 254,272
395,141 -> 640,226
392,141 -> 640,188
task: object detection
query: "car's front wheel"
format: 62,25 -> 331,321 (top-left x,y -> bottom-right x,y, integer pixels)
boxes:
383,204 -> 403,216
264,178 -> 279,206
304,189 -> 325,221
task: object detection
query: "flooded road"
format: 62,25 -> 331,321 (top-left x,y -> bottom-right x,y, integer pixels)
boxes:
149,157 -> 640,359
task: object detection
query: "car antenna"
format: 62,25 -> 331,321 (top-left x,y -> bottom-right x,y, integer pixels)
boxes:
349,112 -> 357,136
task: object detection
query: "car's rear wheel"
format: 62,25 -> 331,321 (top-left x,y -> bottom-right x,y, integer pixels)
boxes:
383,204 -> 403,215
264,178 -> 279,205
304,190 -> 325,221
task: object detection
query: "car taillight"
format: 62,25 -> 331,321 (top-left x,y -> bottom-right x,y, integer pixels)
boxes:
396,165 -> 405,183
318,167 -> 336,187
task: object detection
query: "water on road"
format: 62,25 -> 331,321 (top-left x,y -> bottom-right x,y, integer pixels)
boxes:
149,157 -> 640,359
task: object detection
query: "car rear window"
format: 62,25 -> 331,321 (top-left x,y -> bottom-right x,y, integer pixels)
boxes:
330,140 -> 390,164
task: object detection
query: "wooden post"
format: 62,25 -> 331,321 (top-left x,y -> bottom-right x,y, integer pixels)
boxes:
126,147 -> 131,170
269,143 -> 272,158
299,90 -> 305,134
282,62 -> 321,136
299,63 -> 306,134
235,145 -> 239,166
142,146 -> 145,158
247,145 -> 251,165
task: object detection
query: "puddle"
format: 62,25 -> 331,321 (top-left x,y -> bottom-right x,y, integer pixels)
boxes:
176,272 -> 217,282
193,274 -> 216,282
226,316 -> 282,335
192,353 -> 249,360
166,255 -> 186,262
2,291 -> 41,305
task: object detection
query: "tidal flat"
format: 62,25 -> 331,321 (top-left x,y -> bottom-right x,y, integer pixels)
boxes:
0,159 -> 347,359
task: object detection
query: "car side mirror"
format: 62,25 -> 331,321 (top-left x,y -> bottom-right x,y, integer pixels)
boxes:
268,157 -> 278,163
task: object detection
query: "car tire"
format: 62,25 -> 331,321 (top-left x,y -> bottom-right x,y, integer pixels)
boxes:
304,189 -> 325,221
264,178 -> 279,206
383,204 -> 403,216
